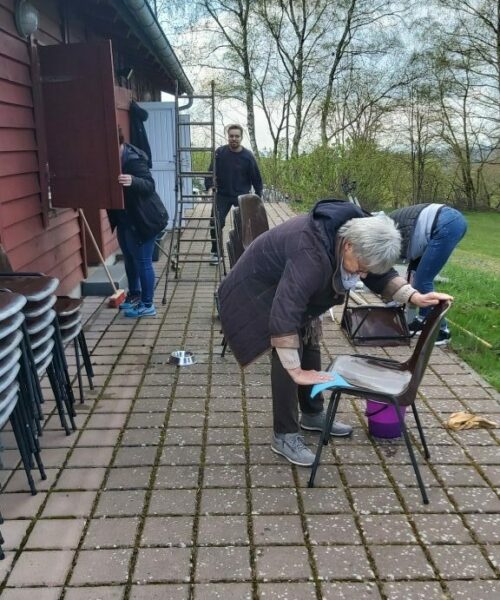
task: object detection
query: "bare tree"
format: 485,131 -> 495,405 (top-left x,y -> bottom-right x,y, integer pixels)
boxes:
422,1 -> 499,207
199,0 -> 261,156
258,0 -> 335,157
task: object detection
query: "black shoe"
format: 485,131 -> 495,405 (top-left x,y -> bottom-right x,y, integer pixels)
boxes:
435,330 -> 451,346
408,318 -> 424,335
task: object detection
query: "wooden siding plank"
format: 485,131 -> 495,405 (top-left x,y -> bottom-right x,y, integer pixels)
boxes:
3,208 -> 79,251
8,236 -> 84,294
0,172 -> 39,202
0,152 -> 38,177
0,5 -> 19,38
0,31 -> 30,65
0,129 -> 36,152
0,104 -> 34,128
0,79 -> 33,106
0,194 -> 40,226
0,53 -> 31,85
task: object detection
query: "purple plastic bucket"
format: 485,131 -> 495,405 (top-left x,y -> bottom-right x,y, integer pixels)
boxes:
365,400 -> 407,438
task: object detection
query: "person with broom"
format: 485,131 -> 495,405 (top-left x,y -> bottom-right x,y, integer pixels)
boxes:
107,127 -> 168,317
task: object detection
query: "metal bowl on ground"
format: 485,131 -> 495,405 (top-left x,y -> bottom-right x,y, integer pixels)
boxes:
168,350 -> 196,366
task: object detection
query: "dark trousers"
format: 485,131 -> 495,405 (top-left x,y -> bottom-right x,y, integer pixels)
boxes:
210,193 -> 238,254
271,333 -> 324,434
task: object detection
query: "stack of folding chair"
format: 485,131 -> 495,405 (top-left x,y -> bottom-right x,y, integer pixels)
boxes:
0,275 -> 77,435
0,290 -> 46,495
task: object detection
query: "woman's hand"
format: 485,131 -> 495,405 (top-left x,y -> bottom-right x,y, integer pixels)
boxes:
411,291 -> 453,307
287,368 -> 334,386
118,174 -> 132,187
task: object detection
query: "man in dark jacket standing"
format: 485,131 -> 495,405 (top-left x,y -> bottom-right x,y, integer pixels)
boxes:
218,199 -> 453,466
205,124 -> 263,265
390,203 -> 467,345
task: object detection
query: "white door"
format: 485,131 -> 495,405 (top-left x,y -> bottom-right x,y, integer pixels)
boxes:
138,102 -> 192,229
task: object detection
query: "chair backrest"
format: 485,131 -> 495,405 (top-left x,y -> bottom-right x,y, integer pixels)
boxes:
401,300 -> 451,405
238,194 -> 269,249
227,229 -> 244,268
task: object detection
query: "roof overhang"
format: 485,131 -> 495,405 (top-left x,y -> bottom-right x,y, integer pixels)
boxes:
74,0 -> 193,95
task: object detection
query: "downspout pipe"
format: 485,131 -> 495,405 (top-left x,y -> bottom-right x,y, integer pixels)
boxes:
115,0 -> 193,96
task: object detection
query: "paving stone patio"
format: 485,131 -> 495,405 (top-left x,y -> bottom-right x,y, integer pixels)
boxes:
0,202 -> 498,599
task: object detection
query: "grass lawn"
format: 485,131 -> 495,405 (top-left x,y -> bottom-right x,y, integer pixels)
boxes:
435,211 -> 500,391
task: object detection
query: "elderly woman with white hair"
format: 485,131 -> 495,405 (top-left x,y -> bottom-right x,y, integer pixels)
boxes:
218,199 -> 452,466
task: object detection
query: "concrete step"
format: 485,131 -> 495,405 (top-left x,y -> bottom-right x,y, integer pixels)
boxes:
81,263 -> 127,296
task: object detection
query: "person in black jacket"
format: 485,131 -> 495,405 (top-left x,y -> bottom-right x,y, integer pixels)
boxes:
108,129 -> 160,318
218,199 -> 453,466
205,124 -> 263,265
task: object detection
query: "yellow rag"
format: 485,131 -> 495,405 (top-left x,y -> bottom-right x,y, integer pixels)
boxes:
445,411 -> 497,431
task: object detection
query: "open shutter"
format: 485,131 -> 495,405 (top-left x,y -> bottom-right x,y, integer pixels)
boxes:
38,40 -> 123,210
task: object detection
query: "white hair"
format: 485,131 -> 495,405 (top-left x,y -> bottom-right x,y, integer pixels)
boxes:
338,215 -> 401,273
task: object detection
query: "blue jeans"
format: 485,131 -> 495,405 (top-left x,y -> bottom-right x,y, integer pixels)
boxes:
116,223 -> 156,306
412,207 -> 467,330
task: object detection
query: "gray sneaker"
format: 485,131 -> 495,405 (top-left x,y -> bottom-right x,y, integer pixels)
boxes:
210,253 -> 220,265
301,411 -> 353,437
271,432 -> 316,467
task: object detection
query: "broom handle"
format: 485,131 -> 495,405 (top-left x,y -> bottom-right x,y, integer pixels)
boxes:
79,208 -> 119,294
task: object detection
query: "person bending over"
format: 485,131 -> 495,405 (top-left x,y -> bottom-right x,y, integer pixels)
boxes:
218,199 -> 452,466
390,203 -> 467,345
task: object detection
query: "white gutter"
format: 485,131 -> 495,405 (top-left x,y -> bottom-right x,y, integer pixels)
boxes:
114,0 -> 193,95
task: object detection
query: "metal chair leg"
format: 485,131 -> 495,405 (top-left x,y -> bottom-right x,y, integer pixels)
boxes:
10,409 -> 37,495
77,331 -> 94,385
53,320 -> 77,412
308,390 -> 340,488
47,364 -> 71,435
395,400 -> 429,504
411,404 -> 430,459
221,337 -> 228,357
73,337 -> 84,403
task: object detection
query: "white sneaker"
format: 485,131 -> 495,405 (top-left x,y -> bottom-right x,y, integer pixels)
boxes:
210,253 -> 220,265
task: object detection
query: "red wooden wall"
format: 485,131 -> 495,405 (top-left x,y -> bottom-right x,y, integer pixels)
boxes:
0,0 -> 164,292
0,0 -> 84,293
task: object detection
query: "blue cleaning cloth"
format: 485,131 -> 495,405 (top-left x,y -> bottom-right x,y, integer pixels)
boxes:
311,371 -> 353,398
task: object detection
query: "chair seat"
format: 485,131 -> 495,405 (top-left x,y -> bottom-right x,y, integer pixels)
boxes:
30,325 -> 55,351
332,354 -> 412,396
0,330 -> 23,361
25,294 -> 57,318
36,351 -> 54,378
0,312 -> 24,341
54,296 -> 82,317
26,309 -> 56,336
58,313 -> 81,331
0,347 -> 22,379
0,362 -> 20,395
0,292 -> 26,319
33,338 -> 55,367
0,381 -> 19,415
0,383 -> 19,428
0,275 -> 59,302
60,322 -> 82,344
